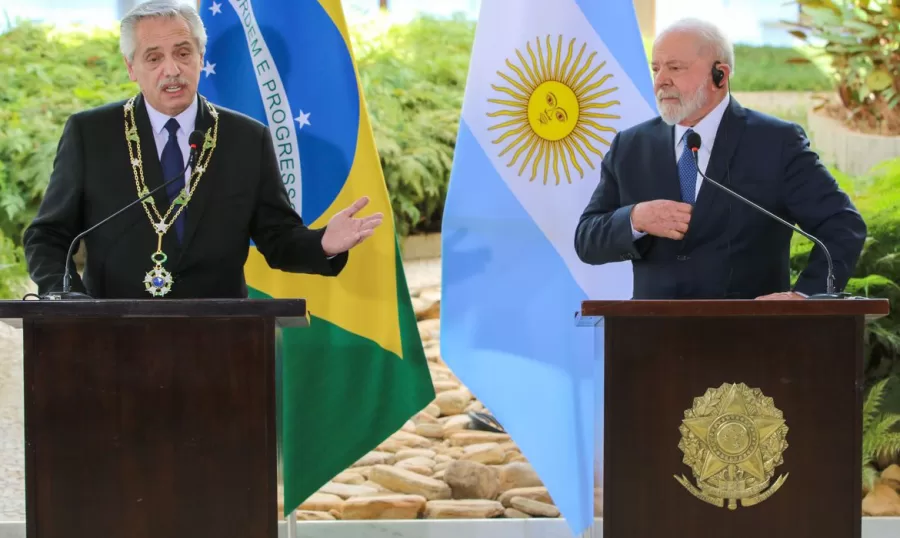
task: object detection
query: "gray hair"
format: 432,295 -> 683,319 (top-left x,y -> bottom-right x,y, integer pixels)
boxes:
655,18 -> 736,77
120,0 -> 208,62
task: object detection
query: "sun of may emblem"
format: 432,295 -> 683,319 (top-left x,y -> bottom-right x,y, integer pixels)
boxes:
674,382 -> 790,510
486,35 -> 621,185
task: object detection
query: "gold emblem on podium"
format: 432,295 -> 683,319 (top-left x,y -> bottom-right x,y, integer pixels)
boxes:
674,382 -> 789,509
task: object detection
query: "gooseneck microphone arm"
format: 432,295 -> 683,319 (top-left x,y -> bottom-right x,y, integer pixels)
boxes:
50,130 -> 205,300
685,131 -> 842,298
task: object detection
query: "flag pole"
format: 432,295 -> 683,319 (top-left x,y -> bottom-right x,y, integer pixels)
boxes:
287,509 -> 297,538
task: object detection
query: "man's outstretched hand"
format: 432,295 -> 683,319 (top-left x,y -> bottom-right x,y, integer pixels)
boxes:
321,196 -> 384,257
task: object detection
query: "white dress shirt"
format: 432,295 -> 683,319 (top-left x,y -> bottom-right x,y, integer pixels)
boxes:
632,93 -> 731,239
144,95 -> 199,196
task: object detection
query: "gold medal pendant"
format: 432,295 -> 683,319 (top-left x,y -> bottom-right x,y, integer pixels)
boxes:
144,248 -> 173,297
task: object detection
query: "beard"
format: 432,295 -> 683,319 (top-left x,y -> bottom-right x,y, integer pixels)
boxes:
656,84 -> 709,125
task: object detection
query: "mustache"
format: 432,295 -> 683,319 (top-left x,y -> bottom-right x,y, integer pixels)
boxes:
656,89 -> 681,100
157,76 -> 189,89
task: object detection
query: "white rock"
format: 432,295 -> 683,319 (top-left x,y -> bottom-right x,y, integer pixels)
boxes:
425,500 -> 505,519
498,462 -> 543,492
510,496 -> 560,517
435,389 -> 471,416
319,482 -> 380,499
341,494 -> 427,520
461,443 -> 506,465
369,464 -> 451,500
394,449 -> 436,462
352,451 -> 395,467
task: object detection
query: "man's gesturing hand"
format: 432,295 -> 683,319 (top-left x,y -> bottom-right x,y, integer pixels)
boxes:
321,196 -> 383,257
631,200 -> 693,240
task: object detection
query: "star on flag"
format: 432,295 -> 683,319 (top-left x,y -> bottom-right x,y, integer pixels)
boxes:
209,1 -> 222,15
295,110 -> 311,129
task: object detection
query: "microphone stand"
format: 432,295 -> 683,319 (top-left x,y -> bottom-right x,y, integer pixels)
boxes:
44,149 -> 198,300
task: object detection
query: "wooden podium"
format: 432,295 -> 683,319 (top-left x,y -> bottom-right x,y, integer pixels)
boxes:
0,299 -> 307,538
578,299 -> 890,538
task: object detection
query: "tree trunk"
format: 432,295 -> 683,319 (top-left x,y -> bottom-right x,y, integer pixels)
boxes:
379,0 -> 388,9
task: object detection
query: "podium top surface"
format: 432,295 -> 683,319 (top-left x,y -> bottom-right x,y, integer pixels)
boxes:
0,298 -> 309,328
577,298 -> 890,326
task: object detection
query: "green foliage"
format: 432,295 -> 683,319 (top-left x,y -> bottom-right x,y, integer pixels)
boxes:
641,37 -> 833,92
791,158 -> 900,481
728,44 -> 834,92
352,15 -> 473,237
843,159 -> 900,376
0,231 -> 29,299
862,376 -> 900,489
793,158 -> 900,373
787,0 -> 900,133
0,22 -> 137,243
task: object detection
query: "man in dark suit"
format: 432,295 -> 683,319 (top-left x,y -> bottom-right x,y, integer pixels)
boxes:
574,18 -> 866,300
23,0 -> 382,299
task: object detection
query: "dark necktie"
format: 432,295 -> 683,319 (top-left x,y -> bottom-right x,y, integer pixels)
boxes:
678,128 -> 697,205
161,118 -> 185,242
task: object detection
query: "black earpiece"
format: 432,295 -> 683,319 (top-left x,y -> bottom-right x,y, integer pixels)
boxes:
711,61 -> 725,88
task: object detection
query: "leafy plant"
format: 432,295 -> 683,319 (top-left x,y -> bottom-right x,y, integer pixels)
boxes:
862,375 -> 900,490
0,231 -> 28,298
791,157 -> 900,489
354,15 -> 473,236
785,0 -> 900,135
792,157 -> 900,384
0,21 -> 137,243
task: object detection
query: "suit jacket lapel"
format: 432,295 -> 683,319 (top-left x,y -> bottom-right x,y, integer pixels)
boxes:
653,121 -> 682,202
173,94 -> 217,265
685,97 -> 747,243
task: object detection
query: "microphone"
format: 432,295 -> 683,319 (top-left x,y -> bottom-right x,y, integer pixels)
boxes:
686,131 -> 847,300
44,130 -> 206,300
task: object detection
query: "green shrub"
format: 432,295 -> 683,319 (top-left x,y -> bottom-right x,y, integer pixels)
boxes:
789,158 -> 900,482
0,231 -> 29,299
641,37 -> 833,92
729,44 -> 833,92
862,375 -> 900,490
791,158 -> 900,458
0,22 -> 137,244
353,15 -> 473,237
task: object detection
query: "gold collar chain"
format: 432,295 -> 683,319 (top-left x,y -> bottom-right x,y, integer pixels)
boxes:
122,95 -> 219,297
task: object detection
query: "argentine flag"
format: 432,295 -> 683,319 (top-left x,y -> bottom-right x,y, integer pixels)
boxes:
440,0 -> 656,534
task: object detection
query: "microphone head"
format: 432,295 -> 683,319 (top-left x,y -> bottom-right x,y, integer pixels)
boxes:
687,131 -> 702,153
188,130 -> 205,152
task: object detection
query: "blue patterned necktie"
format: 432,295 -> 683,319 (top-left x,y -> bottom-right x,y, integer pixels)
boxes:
678,128 -> 697,205
160,117 -> 185,242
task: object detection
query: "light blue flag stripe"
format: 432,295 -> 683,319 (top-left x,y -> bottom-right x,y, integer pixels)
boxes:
442,121 -> 595,533
575,0 -> 656,106
441,0 -> 657,535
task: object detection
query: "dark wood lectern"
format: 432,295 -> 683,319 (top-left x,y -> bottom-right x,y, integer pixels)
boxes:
578,299 -> 890,538
0,299 -> 308,538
